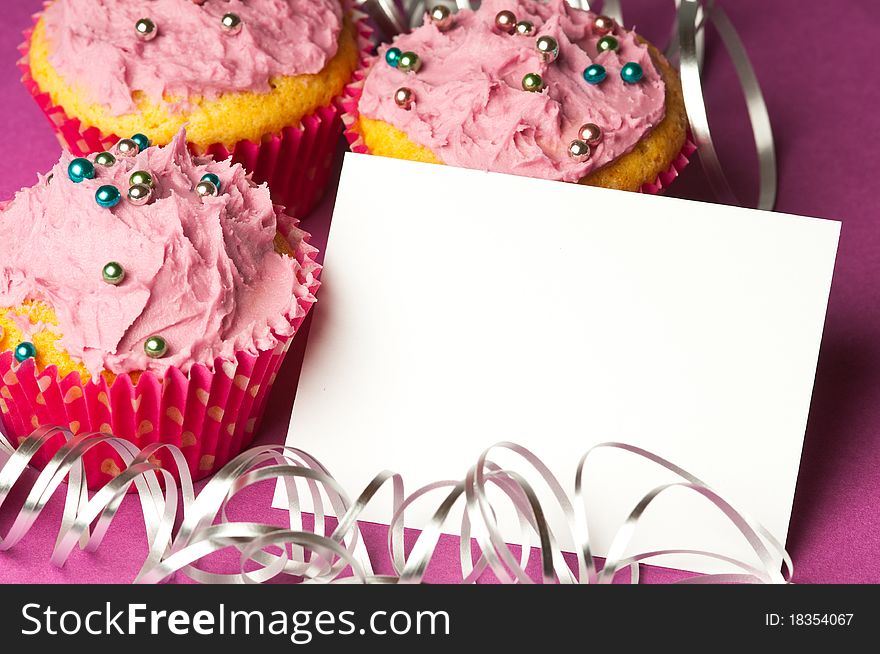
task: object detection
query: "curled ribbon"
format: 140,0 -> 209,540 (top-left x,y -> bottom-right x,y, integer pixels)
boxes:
359,0 -> 777,210
0,425 -> 792,584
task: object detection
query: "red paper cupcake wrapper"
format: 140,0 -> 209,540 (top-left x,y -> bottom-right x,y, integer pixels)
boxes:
18,3 -> 374,218
0,216 -> 321,490
338,57 -> 696,195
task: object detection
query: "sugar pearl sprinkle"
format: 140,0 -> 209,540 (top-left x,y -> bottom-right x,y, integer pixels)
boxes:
116,138 -> 139,157
144,336 -> 168,359
128,183 -> 153,206
130,170 -> 154,188
621,62 -> 644,84
593,15 -> 616,35
221,13 -> 243,35
14,342 -> 37,363
385,46 -> 402,68
102,262 -> 125,286
583,64 -> 607,85
597,35 -> 619,53
95,185 -> 122,209
568,139 -> 591,161
429,5 -> 453,31
131,133 -> 151,152
495,10 -> 517,34
515,20 -> 535,37
395,87 -> 415,110
536,35 -> 559,63
67,158 -> 95,183
135,18 -> 156,41
95,151 -> 116,167
196,180 -> 219,198
578,123 -> 603,146
522,72 -> 544,93
200,173 -> 221,192
397,51 -> 422,74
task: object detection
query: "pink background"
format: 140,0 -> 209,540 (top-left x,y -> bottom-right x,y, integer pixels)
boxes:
1,0 -> 878,583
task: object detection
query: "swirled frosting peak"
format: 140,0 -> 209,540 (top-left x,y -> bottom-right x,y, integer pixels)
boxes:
359,0 -> 667,182
0,128 -> 315,378
41,0 -> 344,114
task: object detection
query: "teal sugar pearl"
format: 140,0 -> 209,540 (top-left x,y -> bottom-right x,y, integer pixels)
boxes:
385,46 -> 402,68
14,341 -> 37,363
131,133 -> 151,152
583,64 -> 607,85
67,157 -> 95,183
621,62 -> 644,84
95,185 -> 122,208
200,173 -> 221,191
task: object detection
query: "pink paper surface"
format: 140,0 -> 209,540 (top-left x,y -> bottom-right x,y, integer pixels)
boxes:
1,0 -> 878,583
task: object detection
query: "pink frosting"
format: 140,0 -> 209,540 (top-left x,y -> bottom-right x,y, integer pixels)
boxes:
0,128 -> 315,379
359,0 -> 667,182
41,0 -> 344,115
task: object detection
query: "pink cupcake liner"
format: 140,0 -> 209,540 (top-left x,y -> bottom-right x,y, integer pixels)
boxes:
339,58 -> 696,195
17,4 -> 374,219
0,217 -> 321,490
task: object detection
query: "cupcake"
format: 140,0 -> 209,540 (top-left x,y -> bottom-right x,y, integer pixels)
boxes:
0,128 -> 320,487
344,0 -> 692,193
21,0 -> 368,217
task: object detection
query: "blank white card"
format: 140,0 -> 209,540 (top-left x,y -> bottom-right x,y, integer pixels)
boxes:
277,153 -> 840,575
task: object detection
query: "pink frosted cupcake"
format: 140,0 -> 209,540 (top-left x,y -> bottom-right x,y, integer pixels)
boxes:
0,128 -> 320,487
343,0 -> 692,193
21,0 -> 368,217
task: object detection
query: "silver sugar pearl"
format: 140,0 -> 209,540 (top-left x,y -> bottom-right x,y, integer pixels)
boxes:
221,13 -> 243,34
429,5 -> 453,31
135,18 -> 157,41
536,35 -> 559,63
127,183 -> 153,206
568,139 -> 591,161
196,180 -> 219,198
116,138 -> 139,157
515,21 -> 535,36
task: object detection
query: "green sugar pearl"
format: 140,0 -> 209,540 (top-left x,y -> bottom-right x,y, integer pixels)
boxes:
102,262 -> 125,285
95,151 -> 116,167
130,170 -> 154,188
597,35 -> 619,53
522,73 -> 544,92
144,335 -> 168,358
397,51 -> 422,74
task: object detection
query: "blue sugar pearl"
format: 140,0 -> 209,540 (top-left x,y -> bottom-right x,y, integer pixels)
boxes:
583,64 -> 607,85
621,62 -> 644,84
67,157 -> 95,183
95,185 -> 122,208
14,341 -> 36,363
131,133 -> 151,152
385,46 -> 402,68
200,173 -> 221,192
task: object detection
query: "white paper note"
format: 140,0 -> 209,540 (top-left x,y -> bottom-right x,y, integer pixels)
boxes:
276,153 -> 840,575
